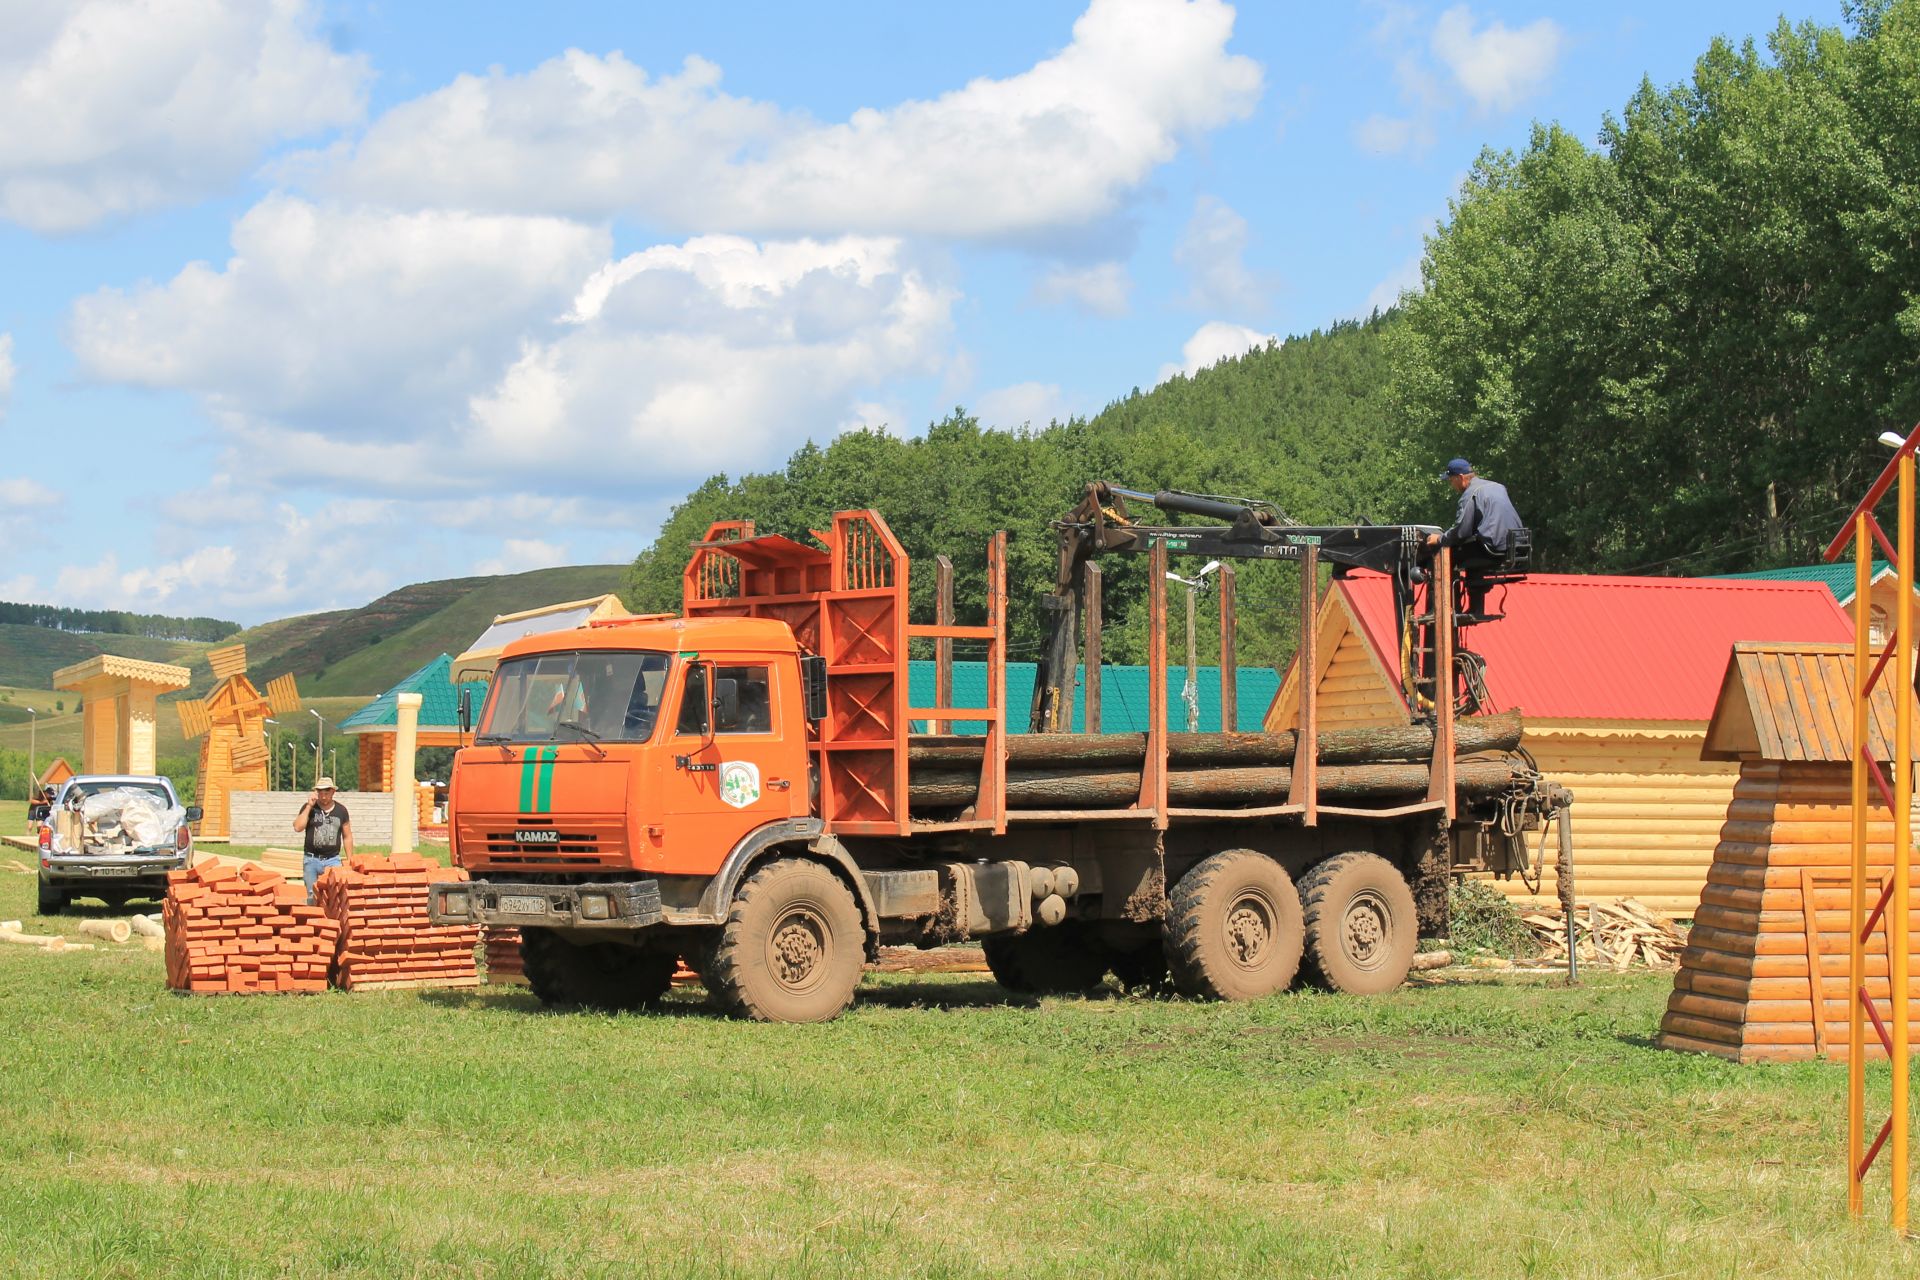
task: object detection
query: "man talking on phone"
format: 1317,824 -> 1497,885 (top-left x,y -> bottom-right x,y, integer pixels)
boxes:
294,777 -> 354,902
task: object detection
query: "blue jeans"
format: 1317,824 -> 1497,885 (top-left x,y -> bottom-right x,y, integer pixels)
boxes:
304,853 -> 342,902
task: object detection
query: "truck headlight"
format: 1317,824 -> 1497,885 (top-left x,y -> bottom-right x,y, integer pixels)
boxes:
579,892 -> 610,921
440,891 -> 470,918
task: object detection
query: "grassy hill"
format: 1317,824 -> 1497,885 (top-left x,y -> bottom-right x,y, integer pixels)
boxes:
0,564 -> 629,705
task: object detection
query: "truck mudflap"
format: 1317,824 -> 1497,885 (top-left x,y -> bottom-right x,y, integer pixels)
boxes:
429,879 -> 665,930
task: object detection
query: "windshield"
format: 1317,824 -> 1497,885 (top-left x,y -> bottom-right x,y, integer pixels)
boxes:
480,651 -> 672,744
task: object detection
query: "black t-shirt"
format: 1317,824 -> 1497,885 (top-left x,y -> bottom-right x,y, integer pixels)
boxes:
304,802 -> 349,856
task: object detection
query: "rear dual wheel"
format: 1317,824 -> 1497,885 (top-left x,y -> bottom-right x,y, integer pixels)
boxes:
1163,851 -> 1304,1001
1299,853 -> 1418,995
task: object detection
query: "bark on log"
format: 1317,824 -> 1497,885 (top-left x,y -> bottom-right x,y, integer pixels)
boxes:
78,919 -> 132,944
910,759 -> 1517,809
907,709 -> 1522,769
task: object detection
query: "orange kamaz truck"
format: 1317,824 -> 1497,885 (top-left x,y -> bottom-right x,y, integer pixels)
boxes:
430,507 -> 1567,1021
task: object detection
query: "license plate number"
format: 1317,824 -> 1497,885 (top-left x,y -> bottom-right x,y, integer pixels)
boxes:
514,829 -> 559,844
95,865 -> 138,876
499,894 -> 548,915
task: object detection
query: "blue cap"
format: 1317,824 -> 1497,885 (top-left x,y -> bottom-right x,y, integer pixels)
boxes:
1442,457 -> 1473,477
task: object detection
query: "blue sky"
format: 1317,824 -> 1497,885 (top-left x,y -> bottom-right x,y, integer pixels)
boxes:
0,0 -> 1823,623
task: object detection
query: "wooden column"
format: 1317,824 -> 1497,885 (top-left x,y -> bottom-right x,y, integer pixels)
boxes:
390,693 -> 422,855
1287,546 -> 1319,824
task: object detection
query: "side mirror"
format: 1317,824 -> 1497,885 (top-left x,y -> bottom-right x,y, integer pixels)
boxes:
458,686 -> 473,735
184,805 -> 204,823
27,803 -> 49,822
801,655 -> 828,722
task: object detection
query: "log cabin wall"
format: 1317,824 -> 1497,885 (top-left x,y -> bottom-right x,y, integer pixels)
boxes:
1485,723 -> 1742,917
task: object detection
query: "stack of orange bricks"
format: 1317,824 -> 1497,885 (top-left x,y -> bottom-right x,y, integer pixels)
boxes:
318,853 -> 480,990
163,861 -> 340,994
481,926 -> 527,985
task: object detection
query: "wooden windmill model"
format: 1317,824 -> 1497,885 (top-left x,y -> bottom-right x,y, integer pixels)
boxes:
176,644 -> 300,838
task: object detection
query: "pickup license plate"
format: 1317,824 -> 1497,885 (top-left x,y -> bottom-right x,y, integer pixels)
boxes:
95,865 -> 138,876
514,828 -> 560,844
499,894 -> 548,915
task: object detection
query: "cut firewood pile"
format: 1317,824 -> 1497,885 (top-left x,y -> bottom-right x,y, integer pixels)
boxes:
481,926 -> 527,985
907,709 -> 1524,811
319,854 -> 480,991
163,861 -> 339,993
1522,898 -> 1687,970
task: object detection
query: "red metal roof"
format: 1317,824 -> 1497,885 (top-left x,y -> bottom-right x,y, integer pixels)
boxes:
1337,572 -> 1855,721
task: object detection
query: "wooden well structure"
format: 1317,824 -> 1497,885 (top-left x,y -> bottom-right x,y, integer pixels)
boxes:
1656,643 -> 1920,1063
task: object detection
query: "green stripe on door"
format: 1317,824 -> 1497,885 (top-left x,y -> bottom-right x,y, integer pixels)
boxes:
519,746 -> 538,812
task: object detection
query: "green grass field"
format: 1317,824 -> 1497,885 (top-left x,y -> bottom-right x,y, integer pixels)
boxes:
0,845 -> 1915,1278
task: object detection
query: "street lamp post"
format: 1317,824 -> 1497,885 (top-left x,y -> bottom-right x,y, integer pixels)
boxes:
263,719 -> 278,790
310,709 -> 324,782
286,741 -> 299,792
27,707 -> 36,800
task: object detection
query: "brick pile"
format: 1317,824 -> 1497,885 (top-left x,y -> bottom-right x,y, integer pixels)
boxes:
163,861 -> 339,994
481,926 -> 527,985
318,853 -> 480,991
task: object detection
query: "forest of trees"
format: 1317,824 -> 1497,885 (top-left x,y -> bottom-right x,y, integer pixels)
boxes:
629,1 -> 1920,671
0,601 -> 241,643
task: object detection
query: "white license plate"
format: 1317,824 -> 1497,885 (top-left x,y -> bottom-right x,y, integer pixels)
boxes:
94,865 -> 138,876
499,894 -> 548,915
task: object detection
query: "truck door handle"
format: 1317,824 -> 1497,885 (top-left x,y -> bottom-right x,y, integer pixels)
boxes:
769,778 -> 791,791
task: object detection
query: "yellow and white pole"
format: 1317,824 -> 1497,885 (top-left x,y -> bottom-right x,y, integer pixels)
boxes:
390,693 -> 422,857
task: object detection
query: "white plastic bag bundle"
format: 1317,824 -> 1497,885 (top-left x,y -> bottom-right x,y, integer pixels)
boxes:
80,788 -> 185,850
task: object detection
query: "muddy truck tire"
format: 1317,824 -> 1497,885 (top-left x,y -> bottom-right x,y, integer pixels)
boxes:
981,922 -> 1109,995
520,928 -> 678,1011
707,857 -> 866,1023
1163,850 -> 1304,1001
1299,853 -> 1418,995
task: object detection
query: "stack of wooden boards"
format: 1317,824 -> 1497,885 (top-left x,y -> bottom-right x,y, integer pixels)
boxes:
1522,898 -> 1686,970
318,854 -> 480,991
481,926 -> 527,985
162,862 -> 340,993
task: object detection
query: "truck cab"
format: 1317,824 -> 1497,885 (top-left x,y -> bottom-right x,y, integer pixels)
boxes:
449,617 -> 815,888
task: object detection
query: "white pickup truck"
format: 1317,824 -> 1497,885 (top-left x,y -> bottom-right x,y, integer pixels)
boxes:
32,775 -> 203,914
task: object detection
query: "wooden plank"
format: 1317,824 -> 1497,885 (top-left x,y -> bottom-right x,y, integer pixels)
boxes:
1083,562 -> 1102,735
1794,651 -> 1847,760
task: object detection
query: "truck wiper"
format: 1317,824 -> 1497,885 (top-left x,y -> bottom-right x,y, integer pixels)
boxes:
553,719 -> 601,743
474,733 -> 512,745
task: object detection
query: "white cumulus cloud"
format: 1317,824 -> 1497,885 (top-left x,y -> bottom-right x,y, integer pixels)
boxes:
467,234 -> 954,485
1157,320 -> 1273,384
290,0 -> 1260,242
0,0 -> 367,232
1431,6 -> 1565,113
70,196 -> 610,446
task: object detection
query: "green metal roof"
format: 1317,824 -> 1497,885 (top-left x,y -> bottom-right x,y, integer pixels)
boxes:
339,653 -> 489,733
908,660 -> 1279,735
1712,561 -> 1887,602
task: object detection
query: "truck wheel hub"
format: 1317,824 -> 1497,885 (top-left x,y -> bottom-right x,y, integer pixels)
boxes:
1225,892 -> 1274,968
1343,890 -> 1389,968
770,908 -> 826,987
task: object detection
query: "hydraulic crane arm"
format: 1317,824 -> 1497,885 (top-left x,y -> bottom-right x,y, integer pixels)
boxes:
1031,482 -> 1450,733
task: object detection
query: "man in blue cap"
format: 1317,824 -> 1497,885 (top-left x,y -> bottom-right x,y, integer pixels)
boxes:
1424,458 -> 1523,618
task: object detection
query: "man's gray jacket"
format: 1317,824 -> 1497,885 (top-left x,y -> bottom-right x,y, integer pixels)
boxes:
1442,476 -> 1523,552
